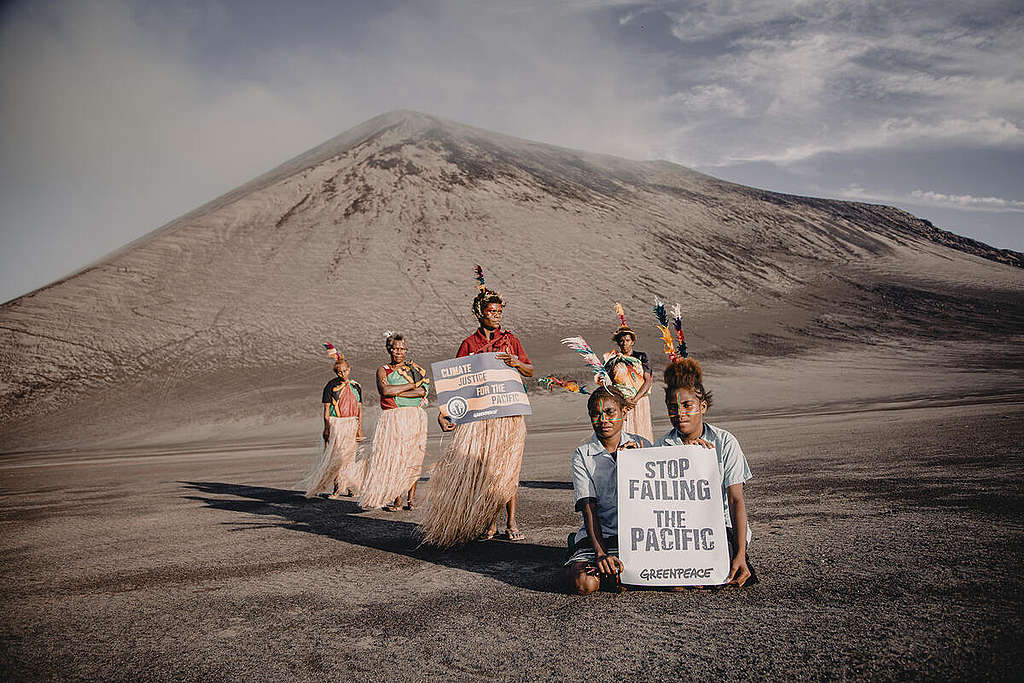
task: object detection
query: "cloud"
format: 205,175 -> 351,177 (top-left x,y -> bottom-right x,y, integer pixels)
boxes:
2,0 -> 1023,300
651,0 -> 1024,166
839,184 -> 1024,213
909,190 -> 1024,212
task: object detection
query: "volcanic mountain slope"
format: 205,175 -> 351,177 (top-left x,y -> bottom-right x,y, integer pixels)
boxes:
1,110 -> 1022,448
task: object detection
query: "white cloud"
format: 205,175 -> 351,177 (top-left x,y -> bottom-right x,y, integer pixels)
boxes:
839,184 -> 1024,213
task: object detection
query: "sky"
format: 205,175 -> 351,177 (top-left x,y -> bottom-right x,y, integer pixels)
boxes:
1,0 -> 1022,303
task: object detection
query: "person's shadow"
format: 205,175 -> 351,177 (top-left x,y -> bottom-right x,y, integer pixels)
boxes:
181,482 -> 565,592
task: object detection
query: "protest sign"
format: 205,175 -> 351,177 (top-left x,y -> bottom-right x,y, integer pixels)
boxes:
617,445 -> 730,586
431,352 -> 531,425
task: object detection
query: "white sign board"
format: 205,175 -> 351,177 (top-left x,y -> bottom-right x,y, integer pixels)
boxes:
617,445 -> 731,586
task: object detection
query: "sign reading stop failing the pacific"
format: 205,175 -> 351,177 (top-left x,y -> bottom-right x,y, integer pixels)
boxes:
617,445 -> 731,587
431,352 -> 531,425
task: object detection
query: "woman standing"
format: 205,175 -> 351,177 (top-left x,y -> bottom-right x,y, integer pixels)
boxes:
359,332 -> 430,511
298,351 -> 365,499
422,267 -> 533,547
602,304 -> 654,443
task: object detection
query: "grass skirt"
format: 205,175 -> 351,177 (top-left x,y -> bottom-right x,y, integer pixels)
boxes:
297,416 -> 363,498
421,415 -> 527,548
358,406 -> 428,508
625,394 -> 653,444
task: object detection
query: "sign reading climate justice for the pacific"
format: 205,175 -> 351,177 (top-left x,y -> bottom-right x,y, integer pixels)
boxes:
617,445 -> 731,586
431,352 -> 531,425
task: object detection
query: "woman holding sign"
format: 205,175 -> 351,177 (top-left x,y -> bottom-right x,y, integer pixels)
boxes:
654,357 -> 757,587
358,332 -> 430,511
564,386 -> 649,595
422,267 -> 533,547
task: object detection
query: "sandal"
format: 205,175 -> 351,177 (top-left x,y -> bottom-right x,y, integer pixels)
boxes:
381,505 -> 400,512
503,528 -> 525,542
476,530 -> 497,541
403,502 -> 416,510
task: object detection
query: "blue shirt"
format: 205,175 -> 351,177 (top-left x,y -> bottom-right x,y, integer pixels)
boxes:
571,431 -> 652,545
655,422 -> 752,530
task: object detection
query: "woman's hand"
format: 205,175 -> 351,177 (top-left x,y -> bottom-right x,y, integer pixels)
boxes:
355,433 -> 366,443
682,437 -> 714,449
621,440 -> 642,449
495,352 -> 518,369
438,414 -> 456,432
322,430 -> 330,444
726,554 -> 751,587
593,554 -> 624,577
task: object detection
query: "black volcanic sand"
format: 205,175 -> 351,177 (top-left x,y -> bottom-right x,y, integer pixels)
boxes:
2,367 -> 1024,681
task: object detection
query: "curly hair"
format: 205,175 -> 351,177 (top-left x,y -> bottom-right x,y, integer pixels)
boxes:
586,384 -> 629,414
472,287 -> 504,319
663,357 -> 713,409
385,333 -> 405,351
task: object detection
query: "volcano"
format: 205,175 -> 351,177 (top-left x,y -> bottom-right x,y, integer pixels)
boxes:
2,110 -> 1022,449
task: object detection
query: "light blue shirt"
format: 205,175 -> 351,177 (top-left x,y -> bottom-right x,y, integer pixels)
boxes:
655,422 -> 752,530
571,431 -> 652,545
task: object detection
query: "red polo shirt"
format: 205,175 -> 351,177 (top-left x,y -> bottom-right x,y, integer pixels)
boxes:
457,328 -> 531,364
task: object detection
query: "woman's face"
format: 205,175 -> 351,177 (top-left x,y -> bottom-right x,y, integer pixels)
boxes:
479,302 -> 503,330
617,334 -> 635,354
336,363 -> 351,380
589,396 -> 625,442
666,387 -> 706,434
389,340 -> 408,365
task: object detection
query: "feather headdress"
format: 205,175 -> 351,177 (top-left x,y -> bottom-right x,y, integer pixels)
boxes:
471,265 -> 503,318
652,298 -> 675,357
561,336 -> 612,388
323,342 -> 342,361
615,302 -> 628,328
671,303 -> 688,359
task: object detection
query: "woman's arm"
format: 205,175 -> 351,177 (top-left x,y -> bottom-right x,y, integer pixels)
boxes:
637,370 -> 653,400
581,500 -> 622,577
322,403 -> 331,443
497,353 -> 533,377
377,366 -> 424,398
725,483 -> 751,586
356,402 -> 365,442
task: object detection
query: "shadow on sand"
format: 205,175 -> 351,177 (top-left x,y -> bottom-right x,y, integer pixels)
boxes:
519,480 -> 572,490
182,482 -> 566,593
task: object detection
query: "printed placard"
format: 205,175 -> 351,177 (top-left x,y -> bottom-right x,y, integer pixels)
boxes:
431,352 -> 531,425
617,445 -> 730,586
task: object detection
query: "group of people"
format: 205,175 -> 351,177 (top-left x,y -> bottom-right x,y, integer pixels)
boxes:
298,268 -> 756,593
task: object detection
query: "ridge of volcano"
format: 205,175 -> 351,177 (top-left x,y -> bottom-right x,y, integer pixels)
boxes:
1,110 -> 1021,449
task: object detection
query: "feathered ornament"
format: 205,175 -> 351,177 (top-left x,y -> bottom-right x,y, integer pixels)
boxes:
564,380 -> 589,395
383,329 -> 395,339
538,374 -> 589,395
561,336 -> 612,388
474,264 -> 486,291
615,302 -> 628,328
652,298 -> 675,357
671,303 -> 688,359
323,342 -> 341,361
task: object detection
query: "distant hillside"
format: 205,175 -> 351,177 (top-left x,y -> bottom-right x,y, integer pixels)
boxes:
2,110 -> 1022,449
